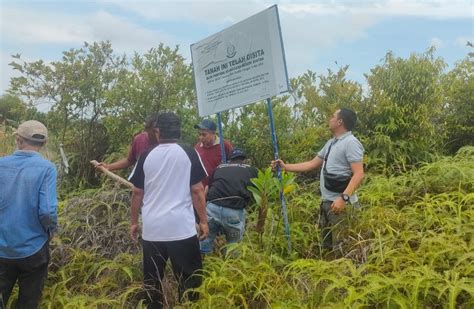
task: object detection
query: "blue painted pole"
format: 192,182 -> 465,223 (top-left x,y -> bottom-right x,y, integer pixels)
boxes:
266,98 -> 292,253
217,112 -> 226,163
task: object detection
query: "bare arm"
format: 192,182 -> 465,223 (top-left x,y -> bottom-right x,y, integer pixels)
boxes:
343,162 -> 364,196
191,182 -> 209,240
101,158 -> 131,171
130,186 -> 144,241
272,156 -> 324,173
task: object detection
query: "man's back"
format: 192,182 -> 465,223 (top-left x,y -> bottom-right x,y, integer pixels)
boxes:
130,142 -> 207,241
207,163 -> 258,210
0,151 -> 57,259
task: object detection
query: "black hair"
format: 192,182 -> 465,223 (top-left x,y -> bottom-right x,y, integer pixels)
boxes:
145,113 -> 160,145
155,112 -> 181,139
338,108 -> 357,131
145,113 -> 160,130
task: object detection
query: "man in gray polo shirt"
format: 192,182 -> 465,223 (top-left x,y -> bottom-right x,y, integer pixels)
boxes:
272,108 -> 364,254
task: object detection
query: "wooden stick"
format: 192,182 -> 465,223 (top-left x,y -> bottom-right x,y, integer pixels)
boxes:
90,160 -> 134,189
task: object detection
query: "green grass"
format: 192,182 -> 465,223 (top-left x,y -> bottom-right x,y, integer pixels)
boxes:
4,146 -> 474,308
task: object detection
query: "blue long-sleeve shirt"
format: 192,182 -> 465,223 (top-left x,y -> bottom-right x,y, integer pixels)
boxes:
0,150 -> 58,259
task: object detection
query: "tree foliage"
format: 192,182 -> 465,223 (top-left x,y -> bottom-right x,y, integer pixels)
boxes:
104,44 -> 198,152
8,42 -> 198,186
361,48 -> 446,173
0,94 -> 43,125
3,41 -> 473,183
10,41 -> 127,184
442,52 -> 474,154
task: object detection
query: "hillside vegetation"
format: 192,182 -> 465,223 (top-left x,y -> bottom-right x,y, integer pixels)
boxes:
1,41 -> 473,308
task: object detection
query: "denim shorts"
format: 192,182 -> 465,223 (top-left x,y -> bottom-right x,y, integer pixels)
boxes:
200,202 -> 245,254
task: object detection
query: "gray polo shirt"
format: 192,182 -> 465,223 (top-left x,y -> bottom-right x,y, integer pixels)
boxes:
317,131 -> 364,202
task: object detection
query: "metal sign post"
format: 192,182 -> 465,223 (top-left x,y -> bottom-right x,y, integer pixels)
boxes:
217,112 -> 226,163
266,98 -> 292,253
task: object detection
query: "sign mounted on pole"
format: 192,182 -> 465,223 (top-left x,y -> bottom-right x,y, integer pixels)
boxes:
191,5 -> 290,117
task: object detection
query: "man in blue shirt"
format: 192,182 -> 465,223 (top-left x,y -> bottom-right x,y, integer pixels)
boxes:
0,120 -> 58,309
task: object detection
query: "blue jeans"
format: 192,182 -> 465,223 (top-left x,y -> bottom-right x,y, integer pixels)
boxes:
200,202 -> 245,254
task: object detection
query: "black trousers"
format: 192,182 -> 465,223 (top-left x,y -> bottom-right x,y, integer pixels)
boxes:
142,235 -> 202,309
0,242 -> 49,309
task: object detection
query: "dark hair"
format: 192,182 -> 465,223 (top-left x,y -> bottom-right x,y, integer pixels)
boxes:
145,113 -> 160,130
155,112 -> 181,139
338,108 -> 357,131
145,113 -> 160,145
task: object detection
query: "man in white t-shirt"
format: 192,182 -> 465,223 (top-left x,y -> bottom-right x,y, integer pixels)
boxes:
129,112 -> 209,308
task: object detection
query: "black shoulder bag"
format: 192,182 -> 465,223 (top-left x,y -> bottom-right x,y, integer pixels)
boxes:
323,140 -> 352,193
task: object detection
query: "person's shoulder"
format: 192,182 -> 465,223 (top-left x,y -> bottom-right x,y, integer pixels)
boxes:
34,156 -> 57,171
344,133 -> 364,151
177,143 -> 201,157
224,163 -> 255,170
133,131 -> 148,142
0,154 -> 13,165
0,153 -> 14,160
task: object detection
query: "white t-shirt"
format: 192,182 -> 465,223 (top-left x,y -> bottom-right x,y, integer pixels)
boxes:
129,142 -> 207,241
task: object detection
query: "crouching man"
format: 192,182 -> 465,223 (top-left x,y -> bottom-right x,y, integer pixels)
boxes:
200,148 -> 258,255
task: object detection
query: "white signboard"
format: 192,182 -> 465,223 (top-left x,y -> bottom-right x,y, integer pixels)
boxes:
191,5 -> 290,116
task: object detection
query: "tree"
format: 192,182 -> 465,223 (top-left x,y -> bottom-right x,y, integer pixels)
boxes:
442,50 -> 474,154
105,44 -> 198,152
361,49 -> 446,173
0,94 -> 26,125
9,41 -> 127,184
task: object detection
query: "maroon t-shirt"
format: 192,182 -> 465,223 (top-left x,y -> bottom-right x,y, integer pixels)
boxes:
194,139 -> 232,187
127,132 -> 154,164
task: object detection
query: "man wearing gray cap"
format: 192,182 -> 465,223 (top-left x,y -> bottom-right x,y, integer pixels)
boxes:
0,120 -> 58,308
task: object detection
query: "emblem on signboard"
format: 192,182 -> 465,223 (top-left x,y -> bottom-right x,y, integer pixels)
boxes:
226,44 -> 237,58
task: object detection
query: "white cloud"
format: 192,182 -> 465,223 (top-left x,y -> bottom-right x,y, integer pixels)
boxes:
1,7 -> 92,44
279,0 -> 472,19
1,0 -> 471,94
101,0 -> 472,21
0,7 -> 178,53
430,37 -> 444,49
86,11 -> 177,54
454,36 -> 473,47
0,5 -> 182,94
0,52 -> 15,95
99,0 -> 267,24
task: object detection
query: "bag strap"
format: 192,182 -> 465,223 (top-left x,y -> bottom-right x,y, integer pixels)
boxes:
323,139 -> 337,174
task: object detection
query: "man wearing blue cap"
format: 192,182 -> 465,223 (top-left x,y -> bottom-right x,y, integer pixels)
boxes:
200,148 -> 258,254
194,119 -> 233,189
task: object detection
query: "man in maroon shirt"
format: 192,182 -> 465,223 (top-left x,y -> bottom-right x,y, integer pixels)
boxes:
100,113 -> 159,171
194,119 -> 232,189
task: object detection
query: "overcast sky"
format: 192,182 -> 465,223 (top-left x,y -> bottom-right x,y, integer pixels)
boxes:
1,0 -> 472,103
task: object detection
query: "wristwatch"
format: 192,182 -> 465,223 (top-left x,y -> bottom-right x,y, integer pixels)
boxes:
341,193 -> 350,203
